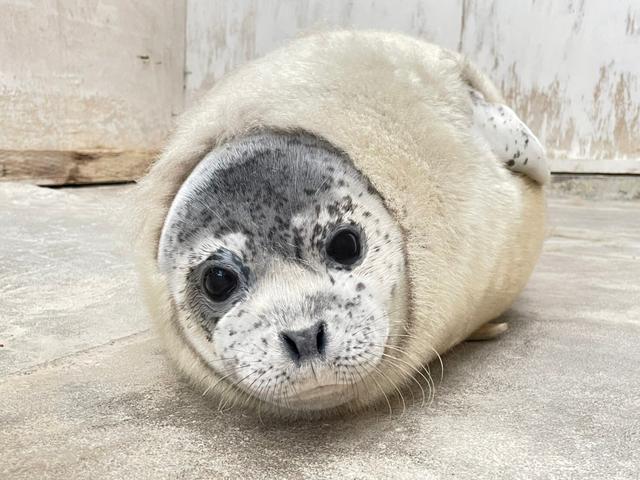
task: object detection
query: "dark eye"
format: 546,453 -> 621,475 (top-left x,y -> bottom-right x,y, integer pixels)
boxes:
326,226 -> 363,266
202,267 -> 238,302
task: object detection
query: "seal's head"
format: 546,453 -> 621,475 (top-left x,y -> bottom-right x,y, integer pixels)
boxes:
158,132 -> 407,413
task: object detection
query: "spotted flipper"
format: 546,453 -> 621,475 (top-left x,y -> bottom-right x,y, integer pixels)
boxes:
471,89 -> 549,185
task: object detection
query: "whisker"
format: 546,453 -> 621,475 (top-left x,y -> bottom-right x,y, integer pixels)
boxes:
372,351 -> 426,408
360,353 -> 407,415
371,344 -> 435,404
358,358 -> 394,417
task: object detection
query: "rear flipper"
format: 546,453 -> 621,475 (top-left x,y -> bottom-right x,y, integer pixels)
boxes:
470,89 -> 549,185
467,321 -> 509,341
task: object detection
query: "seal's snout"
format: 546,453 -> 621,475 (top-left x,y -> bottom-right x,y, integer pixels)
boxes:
280,321 -> 327,363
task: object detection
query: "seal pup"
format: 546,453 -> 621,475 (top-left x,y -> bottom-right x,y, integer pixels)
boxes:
134,31 -> 547,417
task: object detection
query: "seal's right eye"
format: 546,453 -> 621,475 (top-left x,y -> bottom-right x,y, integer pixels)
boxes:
326,226 -> 363,266
202,267 -> 238,302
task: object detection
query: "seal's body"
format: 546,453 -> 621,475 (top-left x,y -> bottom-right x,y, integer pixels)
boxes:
135,31 -> 547,416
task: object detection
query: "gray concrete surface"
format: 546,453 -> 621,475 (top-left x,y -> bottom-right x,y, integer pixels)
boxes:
1,182 -> 639,479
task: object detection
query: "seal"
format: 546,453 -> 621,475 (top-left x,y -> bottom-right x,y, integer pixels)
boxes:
134,30 -> 547,417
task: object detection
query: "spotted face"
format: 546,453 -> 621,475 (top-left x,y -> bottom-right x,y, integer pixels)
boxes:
158,132 -> 407,412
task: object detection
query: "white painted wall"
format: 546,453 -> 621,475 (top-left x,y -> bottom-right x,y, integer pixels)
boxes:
2,1 -> 638,174
460,0 -> 640,172
185,0 -> 464,105
186,0 -> 640,173
0,0 -> 185,151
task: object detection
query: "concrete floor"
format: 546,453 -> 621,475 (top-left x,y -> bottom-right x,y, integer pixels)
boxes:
1,182 -> 639,479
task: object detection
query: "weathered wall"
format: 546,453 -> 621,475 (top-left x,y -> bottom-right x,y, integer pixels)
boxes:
185,0 -> 463,105
2,0 -> 638,181
186,0 -> 640,173
460,1 -> 640,173
0,0 -> 185,152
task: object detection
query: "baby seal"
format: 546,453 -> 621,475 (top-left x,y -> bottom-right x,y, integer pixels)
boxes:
158,133 -> 407,411
135,30 -> 547,417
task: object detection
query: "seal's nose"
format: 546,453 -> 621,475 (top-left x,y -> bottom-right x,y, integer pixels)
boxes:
280,321 -> 326,363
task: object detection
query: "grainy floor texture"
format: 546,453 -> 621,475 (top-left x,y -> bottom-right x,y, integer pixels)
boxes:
1,182 -> 638,479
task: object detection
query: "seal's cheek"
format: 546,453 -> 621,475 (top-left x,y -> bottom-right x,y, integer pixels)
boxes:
210,310 -> 283,380
322,306 -> 389,372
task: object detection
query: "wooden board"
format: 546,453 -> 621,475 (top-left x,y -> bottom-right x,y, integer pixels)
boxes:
0,0 -> 184,185
0,150 -> 157,186
550,158 -> 640,175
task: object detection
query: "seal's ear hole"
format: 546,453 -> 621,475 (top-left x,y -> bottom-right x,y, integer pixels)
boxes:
326,226 -> 363,266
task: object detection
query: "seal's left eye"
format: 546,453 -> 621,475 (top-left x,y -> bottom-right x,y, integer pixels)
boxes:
202,267 -> 238,302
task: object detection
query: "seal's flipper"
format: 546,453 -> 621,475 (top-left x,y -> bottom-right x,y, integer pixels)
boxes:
466,321 -> 509,341
470,89 -> 549,185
